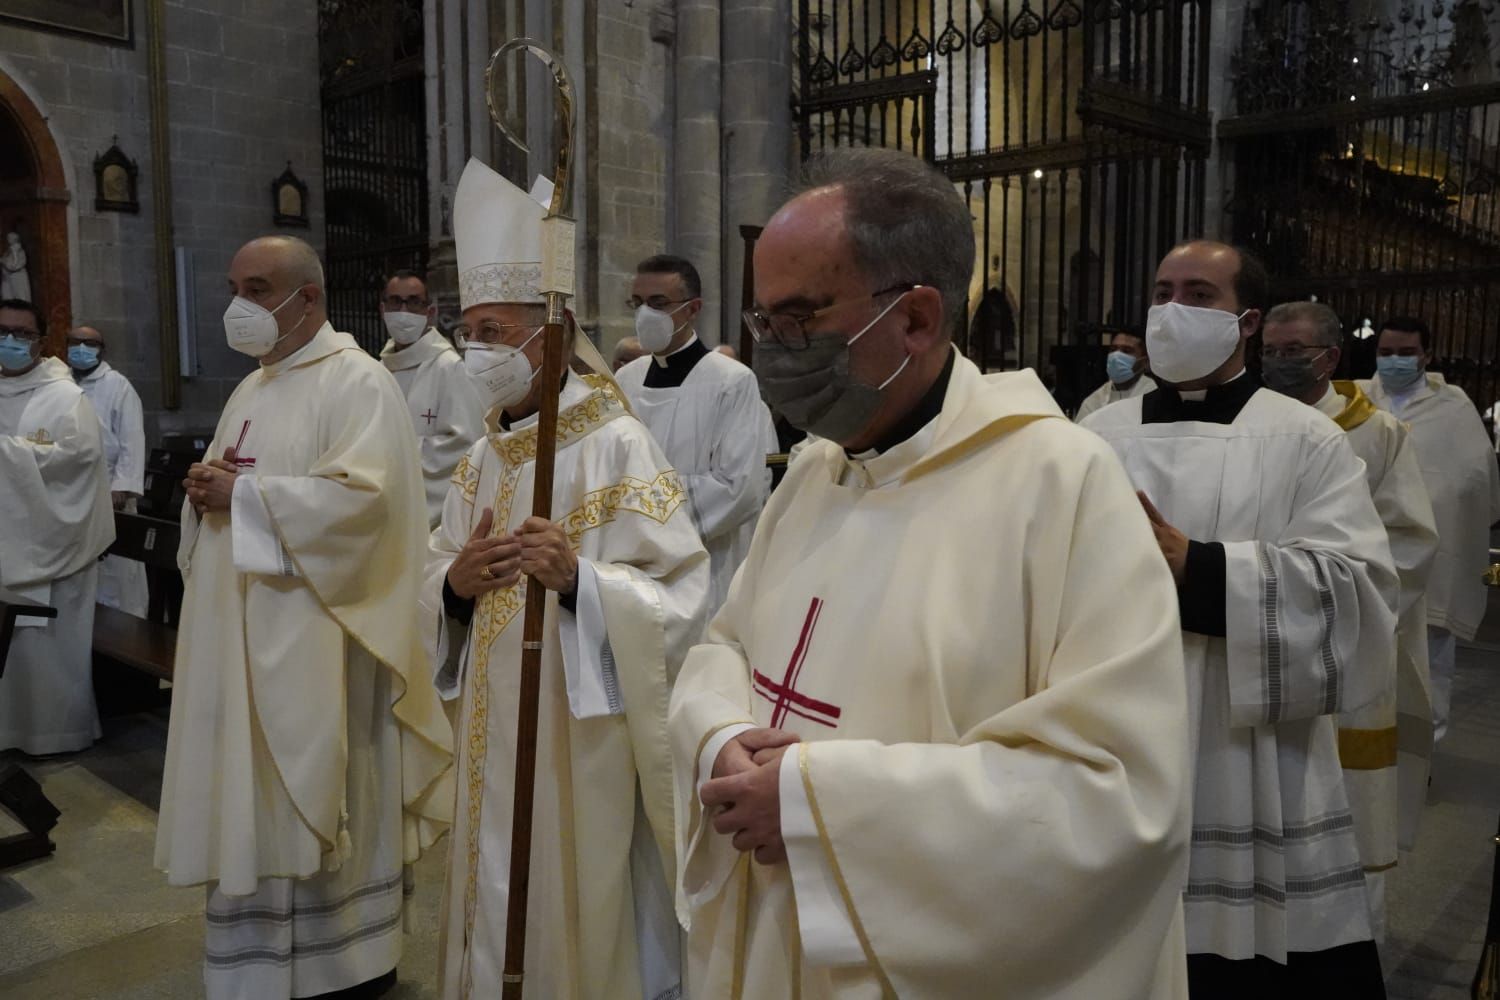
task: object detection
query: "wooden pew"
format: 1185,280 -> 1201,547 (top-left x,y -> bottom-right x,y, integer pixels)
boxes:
92,510 -> 181,683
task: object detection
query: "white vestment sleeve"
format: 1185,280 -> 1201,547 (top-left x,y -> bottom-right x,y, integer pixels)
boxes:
780,744 -> 864,966
1223,432 -> 1398,726
230,475 -> 299,577
682,377 -> 774,542
676,721 -> 755,912
113,379 -> 147,495
558,558 -> 625,718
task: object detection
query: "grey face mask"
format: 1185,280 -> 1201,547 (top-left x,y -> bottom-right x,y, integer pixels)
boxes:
753,292 -> 910,443
1261,350 -> 1329,398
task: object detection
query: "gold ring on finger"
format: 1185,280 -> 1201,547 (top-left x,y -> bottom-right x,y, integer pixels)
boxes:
479,566 -> 494,581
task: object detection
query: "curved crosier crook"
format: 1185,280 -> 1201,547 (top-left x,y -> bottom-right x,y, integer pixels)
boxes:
484,37 -> 575,220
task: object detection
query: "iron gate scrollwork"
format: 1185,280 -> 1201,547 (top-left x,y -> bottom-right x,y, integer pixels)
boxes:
318,0 -> 429,354
1225,0 -> 1500,412
794,0 -> 1213,412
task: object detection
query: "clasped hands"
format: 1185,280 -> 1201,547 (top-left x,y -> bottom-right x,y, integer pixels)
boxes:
446,506 -> 578,599
184,447 -> 239,516
700,727 -> 801,865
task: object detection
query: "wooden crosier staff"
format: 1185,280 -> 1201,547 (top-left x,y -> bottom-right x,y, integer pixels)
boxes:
485,38 -> 576,1000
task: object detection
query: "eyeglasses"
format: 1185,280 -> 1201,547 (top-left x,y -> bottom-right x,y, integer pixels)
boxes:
382,295 -> 430,310
454,322 -> 541,350
1260,345 -> 1331,361
0,326 -> 41,342
627,295 -> 691,311
743,283 -> 917,351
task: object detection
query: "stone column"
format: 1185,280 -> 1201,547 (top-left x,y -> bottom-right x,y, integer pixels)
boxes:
673,0 -> 722,342
721,0 -> 793,344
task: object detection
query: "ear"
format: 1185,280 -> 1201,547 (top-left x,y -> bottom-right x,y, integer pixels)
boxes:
902,285 -> 946,354
1238,308 -> 1262,340
301,284 -> 323,309
1326,344 -> 1342,371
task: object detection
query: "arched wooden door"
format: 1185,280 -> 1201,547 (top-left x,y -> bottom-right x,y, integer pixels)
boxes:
0,68 -> 71,354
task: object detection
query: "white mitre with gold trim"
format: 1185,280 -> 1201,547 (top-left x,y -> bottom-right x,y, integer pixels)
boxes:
454,156 -> 556,310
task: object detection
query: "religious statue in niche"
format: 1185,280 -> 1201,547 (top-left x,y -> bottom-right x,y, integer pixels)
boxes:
1,231 -> 30,301
272,163 -> 309,228
93,139 -> 140,214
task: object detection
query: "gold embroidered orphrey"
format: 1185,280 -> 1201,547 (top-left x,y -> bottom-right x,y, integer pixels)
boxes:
456,374 -> 687,990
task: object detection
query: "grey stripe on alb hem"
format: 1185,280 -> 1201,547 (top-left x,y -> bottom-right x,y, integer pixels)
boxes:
206,873 -> 403,925
1306,551 -> 1340,715
1259,544 -> 1284,723
1191,811 -> 1355,849
1185,863 -> 1367,906
206,910 -> 402,967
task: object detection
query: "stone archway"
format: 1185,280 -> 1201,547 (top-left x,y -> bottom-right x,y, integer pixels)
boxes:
0,68 -> 71,353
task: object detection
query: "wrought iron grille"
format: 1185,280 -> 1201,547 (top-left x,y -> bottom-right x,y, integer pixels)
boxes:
794,0 -> 1212,411
1226,0 -> 1500,410
318,0 -> 428,354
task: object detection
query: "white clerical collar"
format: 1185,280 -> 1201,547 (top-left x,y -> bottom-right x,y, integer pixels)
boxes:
652,333 -> 700,367
260,322 -> 336,376
78,360 -> 113,383
381,329 -> 443,371
841,419 -> 940,490
1178,367 -> 1245,403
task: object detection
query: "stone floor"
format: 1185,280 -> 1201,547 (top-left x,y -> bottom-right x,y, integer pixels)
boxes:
1,639 -> 1497,999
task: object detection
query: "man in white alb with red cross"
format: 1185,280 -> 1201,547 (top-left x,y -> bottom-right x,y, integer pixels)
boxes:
669,147 -> 1194,997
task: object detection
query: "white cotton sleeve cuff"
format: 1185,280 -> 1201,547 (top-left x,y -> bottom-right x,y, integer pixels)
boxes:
558,558 -> 623,719
680,722 -> 758,913
781,744 -> 864,967
231,475 -> 299,577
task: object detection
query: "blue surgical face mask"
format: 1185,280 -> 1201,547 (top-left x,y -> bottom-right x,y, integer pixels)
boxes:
0,334 -> 35,372
1106,350 -> 1140,385
1376,354 -> 1424,392
68,344 -> 100,370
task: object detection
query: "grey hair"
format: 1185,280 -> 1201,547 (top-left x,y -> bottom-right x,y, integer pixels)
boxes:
1264,300 -> 1342,347
798,147 -> 974,337
249,235 -> 326,291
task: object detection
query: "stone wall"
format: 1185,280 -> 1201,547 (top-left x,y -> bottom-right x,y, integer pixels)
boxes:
0,0 -> 324,440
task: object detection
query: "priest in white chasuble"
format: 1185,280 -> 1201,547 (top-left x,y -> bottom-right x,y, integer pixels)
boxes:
377,269 -> 487,528
615,253 -> 778,614
154,237 -> 454,1000
69,324 -> 149,616
422,158 -> 709,1000
1357,316 -> 1500,746
672,148 -> 1194,999
0,299 -> 113,754
1261,302 -> 1439,949
1084,242 -> 1400,996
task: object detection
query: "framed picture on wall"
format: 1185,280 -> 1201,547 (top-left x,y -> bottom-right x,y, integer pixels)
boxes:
0,0 -> 133,47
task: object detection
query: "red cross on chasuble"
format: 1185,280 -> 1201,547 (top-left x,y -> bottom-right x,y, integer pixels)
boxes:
752,597 -> 842,729
230,419 -> 257,470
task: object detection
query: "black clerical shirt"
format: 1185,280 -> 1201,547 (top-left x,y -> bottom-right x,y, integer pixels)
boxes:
642,337 -> 709,388
1141,371 -> 1262,639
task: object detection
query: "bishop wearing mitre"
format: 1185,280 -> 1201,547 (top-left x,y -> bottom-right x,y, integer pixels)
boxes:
154,236 -> 454,1000
422,159 -> 709,1000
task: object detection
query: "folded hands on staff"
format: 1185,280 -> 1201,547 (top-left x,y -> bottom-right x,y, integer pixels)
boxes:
447,507 -> 578,599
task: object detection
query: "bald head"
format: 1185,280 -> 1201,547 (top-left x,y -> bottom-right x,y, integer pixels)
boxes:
70,325 -> 104,347
228,236 -> 328,365
613,335 -> 645,372
237,235 -> 325,292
